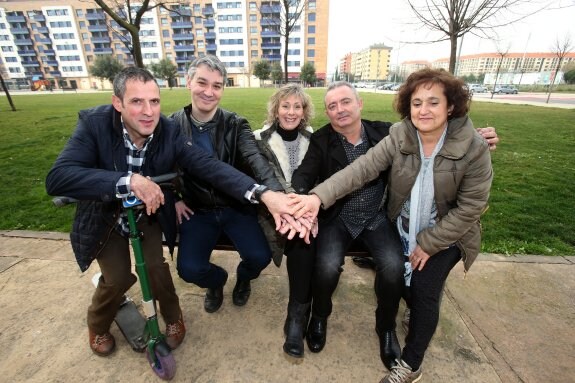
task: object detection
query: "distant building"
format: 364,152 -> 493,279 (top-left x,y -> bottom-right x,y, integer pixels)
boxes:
344,43 -> 391,83
0,0 -> 329,90
399,60 -> 430,76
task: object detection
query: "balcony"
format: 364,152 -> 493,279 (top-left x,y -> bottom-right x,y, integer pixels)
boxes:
17,50 -> 36,56
261,30 -> 280,37
10,28 -> 29,34
31,14 -> 45,22
88,25 -> 108,32
204,32 -> 216,40
21,60 -> 40,67
94,47 -> 113,54
261,42 -> 281,49
36,38 -> 51,44
204,19 -> 215,28
169,9 -> 192,17
50,70 -> 61,77
172,33 -> 194,41
174,45 -> 195,52
262,54 -> 281,61
91,36 -> 111,43
202,7 -> 215,16
45,60 -> 59,66
260,5 -> 282,13
85,13 -> 106,21
6,15 -> 26,23
175,56 -> 194,64
14,39 -> 33,45
260,19 -> 279,27
171,21 -> 193,29
43,49 -> 55,55
206,44 -> 217,51
37,27 -> 49,34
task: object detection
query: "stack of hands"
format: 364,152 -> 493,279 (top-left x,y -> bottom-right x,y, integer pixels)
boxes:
260,192 -> 323,244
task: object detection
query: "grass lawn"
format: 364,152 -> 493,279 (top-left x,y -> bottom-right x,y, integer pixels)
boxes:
0,88 -> 573,256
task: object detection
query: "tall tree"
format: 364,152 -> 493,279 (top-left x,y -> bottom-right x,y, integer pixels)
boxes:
546,35 -> 573,103
299,62 -> 316,86
405,0 -> 552,73
490,45 -> 510,99
149,58 -> 178,89
271,62 -> 284,84
260,0 -> 309,83
94,0 -> 185,68
90,55 -> 124,84
253,60 -> 272,85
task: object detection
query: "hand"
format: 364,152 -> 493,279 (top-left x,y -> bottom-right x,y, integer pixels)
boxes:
260,191 -> 300,230
130,174 -> 164,215
278,214 -> 318,244
175,200 -> 194,224
409,245 -> 431,271
476,126 -> 499,151
290,194 -> 322,221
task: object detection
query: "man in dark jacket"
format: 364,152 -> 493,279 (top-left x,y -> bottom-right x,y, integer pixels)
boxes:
169,55 -> 285,314
45,67 -> 294,357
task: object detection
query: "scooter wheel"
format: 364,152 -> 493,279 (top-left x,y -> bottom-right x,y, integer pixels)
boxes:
146,346 -> 176,380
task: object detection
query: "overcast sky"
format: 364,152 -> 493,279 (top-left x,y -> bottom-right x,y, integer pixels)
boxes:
326,0 -> 575,71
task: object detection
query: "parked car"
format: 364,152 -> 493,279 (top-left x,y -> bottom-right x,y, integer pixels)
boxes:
493,85 -> 518,94
468,84 -> 488,93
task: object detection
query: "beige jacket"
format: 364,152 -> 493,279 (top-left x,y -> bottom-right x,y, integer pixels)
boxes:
311,116 -> 493,271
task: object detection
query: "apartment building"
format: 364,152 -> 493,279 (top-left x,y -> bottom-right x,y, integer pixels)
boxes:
348,43 -> 391,82
0,0 -> 329,90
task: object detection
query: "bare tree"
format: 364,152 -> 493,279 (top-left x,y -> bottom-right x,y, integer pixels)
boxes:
0,67 -> 16,111
405,0 -> 554,73
546,35 -> 573,103
490,43 -> 510,99
91,0 -> 186,68
259,0 -> 308,83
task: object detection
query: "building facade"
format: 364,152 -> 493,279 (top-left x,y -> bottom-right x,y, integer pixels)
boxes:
0,0 -> 329,90
347,43 -> 391,83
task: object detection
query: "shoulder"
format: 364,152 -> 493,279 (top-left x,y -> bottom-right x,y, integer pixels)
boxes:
253,124 -> 273,140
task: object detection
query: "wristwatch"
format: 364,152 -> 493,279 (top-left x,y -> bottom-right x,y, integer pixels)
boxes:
251,184 -> 269,203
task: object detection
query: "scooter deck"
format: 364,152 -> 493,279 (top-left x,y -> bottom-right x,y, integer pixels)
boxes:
115,296 -> 148,352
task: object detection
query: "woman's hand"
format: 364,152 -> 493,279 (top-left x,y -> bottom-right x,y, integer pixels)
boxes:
409,245 -> 431,271
175,200 -> 194,224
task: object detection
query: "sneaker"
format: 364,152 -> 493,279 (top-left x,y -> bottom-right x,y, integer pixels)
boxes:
380,359 -> 422,383
165,313 -> 186,350
402,308 -> 410,333
89,329 -> 116,356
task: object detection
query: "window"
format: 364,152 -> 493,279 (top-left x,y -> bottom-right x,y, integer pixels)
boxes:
82,32 -> 89,40
307,37 -> 315,45
195,17 -> 203,24
308,1 -> 316,9
76,10 -> 84,17
196,29 -> 204,36
198,41 -> 205,48
307,49 -> 315,57
161,18 -> 168,25
193,4 -> 201,13
288,37 -> 300,43
84,44 -> 91,52
5,57 -> 17,62
287,49 -> 300,55
9,67 -> 21,73
250,14 -> 257,22
164,41 -> 171,48
250,38 -> 257,45
162,30 -> 170,38
307,26 -> 315,33
250,27 -> 258,34
308,13 -> 316,22
79,21 -> 86,28
249,2 -> 257,9
251,50 -> 258,57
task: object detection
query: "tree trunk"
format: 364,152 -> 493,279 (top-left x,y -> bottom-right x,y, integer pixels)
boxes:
283,15 -> 289,84
546,59 -> 563,104
449,35 -> 458,74
0,72 -> 17,111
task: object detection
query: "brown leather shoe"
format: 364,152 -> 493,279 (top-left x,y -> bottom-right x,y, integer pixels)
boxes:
89,329 -> 116,356
165,314 -> 186,350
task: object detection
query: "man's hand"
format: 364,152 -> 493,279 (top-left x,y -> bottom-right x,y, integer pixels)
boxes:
477,127 -> 499,151
409,245 -> 431,271
290,194 -> 322,221
175,200 -> 194,224
130,174 -> 164,215
259,191 -> 300,230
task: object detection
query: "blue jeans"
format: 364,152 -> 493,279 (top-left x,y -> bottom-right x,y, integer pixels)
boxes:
176,207 -> 272,289
312,217 -> 404,330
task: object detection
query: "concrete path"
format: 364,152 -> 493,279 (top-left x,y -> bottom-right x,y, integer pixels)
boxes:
0,230 -> 573,382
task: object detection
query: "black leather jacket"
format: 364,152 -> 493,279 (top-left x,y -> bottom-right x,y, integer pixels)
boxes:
291,119 -> 392,224
170,105 -> 282,210
46,105 -> 257,271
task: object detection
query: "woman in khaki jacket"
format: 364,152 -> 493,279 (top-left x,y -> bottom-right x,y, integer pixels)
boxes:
295,68 -> 493,383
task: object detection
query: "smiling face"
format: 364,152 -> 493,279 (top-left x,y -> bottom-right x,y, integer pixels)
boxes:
276,94 -> 304,131
112,79 -> 160,148
324,85 -> 363,134
187,64 -> 224,120
410,82 -> 453,137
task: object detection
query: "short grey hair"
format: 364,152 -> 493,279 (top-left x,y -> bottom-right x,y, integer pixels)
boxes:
324,81 -> 360,106
113,67 -> 157,100
187,55 -> 228,85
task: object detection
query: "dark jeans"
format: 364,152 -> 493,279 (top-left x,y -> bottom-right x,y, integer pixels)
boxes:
402,245 -> 461,370
176,207 -> 272,289
88,219 -> 180,334
285,237 -> 315,304
312,217 -> 404,330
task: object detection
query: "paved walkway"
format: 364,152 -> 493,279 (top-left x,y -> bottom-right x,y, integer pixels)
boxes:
0,230 -> 573,382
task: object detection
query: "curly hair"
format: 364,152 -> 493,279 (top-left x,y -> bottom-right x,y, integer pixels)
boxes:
394,68 -> 470,119
265,83 -> 315,128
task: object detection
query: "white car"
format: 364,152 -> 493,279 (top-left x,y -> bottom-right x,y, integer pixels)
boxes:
469,84 -> 488,93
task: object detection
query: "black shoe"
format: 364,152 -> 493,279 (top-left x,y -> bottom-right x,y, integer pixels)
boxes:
377,329 -> 401,370
232,279 -> 251,306
352,256 -> 377,270
283,301 -> 311,358
204,271 -> 228,313
306,316 -> 327,353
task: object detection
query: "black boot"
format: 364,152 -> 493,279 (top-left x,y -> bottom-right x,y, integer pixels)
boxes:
284,302 -> 310,336
377,329 -> 401,370
283,301 -> 311,358
306,316 -> 327,353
